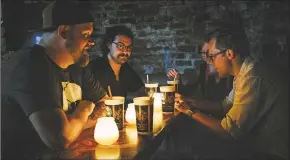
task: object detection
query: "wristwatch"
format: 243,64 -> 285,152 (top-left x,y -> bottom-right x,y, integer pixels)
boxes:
186,108 -> 199,117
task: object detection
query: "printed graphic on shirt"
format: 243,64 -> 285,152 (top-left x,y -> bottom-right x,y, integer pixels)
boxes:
61,82 -> 82,112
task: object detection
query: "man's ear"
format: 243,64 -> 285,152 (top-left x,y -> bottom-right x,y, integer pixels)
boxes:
226,49 -> 235,60
57,25 -> 69,39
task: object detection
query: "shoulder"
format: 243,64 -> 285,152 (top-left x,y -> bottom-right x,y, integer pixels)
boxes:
89,56 -> 106,66
122,63 -> 136,72
121,63 -> 143,82
2,47 -> 35,92
88,56 -> 108,71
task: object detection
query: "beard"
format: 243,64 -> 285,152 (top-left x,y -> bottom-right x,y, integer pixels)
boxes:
66,43 -> 90,67
75,50 -> 90,67
109,52 -> 129,64
116,53 -> 129,64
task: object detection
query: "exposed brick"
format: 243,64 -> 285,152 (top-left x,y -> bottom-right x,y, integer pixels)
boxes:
155,15 -> 174,23
166,0 -> 185,6
2,0 -> 289,75
135,4 -> 159,16
135,24 -> 143,30
170,53 -> 177,59
177,45 -> 195,52
134,39 -> 147,48
143,16 -> 155,23
120,17 -> 136,24
118,3 -> 139,10
152,24 -> 167,30
175,60 -> 192,66
108,18 -> 119,24
106,11 -> 117,18
138,31 -> 147,37
104,5 -> 115,11
167,7 -> 193,18
149,46 -> 163,51
176,53 -> 185,59
175,29 -> 193,35
170,22 -> 187,29
132,47 -> 150,53
117,10 -> 134,17
191,54 -> 201,59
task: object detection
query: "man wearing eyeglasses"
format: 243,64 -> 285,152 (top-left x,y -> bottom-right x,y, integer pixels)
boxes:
136,28 -> 288,160
167,34 -> 234,118
88,25 -> 144,102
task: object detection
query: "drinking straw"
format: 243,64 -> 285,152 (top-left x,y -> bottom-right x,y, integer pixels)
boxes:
147,74 -> 149,83
174,74 -> 179,92
108,86 -> 112,98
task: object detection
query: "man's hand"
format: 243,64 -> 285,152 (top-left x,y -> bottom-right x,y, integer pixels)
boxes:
175,93 -> 198,107
175,92 -> 183,102
167,69 -> 179,79
174,101 -> 191,114
73,100 -> 95,122
89,102 -> 107,120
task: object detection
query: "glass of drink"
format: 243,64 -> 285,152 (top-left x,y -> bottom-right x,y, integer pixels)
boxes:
159,86 -> 175,112
104,96 -> 125,130
167,80 -> 179,92
145,83 -> 159,97
133,96 -> 154,135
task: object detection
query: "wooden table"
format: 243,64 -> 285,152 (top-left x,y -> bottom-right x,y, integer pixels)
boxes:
43,113 -> 174,160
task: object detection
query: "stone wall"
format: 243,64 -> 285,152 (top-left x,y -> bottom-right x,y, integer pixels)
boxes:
1,0 -> 289,74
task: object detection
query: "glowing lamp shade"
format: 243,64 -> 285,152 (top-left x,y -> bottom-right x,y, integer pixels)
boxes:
153,92 -> 163,133
125,103 -> 136,125
94,117 -> 119,145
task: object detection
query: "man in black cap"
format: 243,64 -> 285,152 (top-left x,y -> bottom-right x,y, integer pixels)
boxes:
1,0 -> 109,159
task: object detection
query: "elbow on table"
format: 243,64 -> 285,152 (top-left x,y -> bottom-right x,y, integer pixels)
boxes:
43,135 -> 73,150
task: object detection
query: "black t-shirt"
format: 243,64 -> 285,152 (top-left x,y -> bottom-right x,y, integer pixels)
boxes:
1,45 -> 106,158
88,56 -> 144,99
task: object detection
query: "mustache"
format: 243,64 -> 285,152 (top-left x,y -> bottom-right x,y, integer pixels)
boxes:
119,53 -> 129,57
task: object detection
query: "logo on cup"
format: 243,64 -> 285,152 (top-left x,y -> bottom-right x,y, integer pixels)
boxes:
133,97 -> 153,134
104,97 -> 125,130
160,86 -> 175,112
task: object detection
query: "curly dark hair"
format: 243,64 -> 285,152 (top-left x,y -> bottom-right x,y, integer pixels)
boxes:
100,25 -> 134,56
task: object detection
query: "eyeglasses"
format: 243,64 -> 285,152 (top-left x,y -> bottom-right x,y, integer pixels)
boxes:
112,42 -> 133,52
201,49 -> 227,64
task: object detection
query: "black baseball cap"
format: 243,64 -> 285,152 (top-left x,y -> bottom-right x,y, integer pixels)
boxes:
29,0 -> 94,33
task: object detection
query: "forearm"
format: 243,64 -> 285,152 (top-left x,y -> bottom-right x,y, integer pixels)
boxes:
83,102 -> 107,129
191,112 -> 230,138
83,118 -> 98,129
64,110 -> 91,145
192,100 -> 224,114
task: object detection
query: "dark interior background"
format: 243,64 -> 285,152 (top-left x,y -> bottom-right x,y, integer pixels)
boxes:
1,0 -> 289,80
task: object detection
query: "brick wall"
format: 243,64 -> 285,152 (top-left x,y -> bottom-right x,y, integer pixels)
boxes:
1,0 -> 289,74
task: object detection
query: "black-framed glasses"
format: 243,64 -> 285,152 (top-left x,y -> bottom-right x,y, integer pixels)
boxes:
201,49 -> 227,64
112,42 -> 133,52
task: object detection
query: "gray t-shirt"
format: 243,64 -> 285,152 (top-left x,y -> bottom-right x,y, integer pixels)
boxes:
1,45 -> 106,158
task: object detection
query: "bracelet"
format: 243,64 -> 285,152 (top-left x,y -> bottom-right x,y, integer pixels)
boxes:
186,108 -> 199,117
